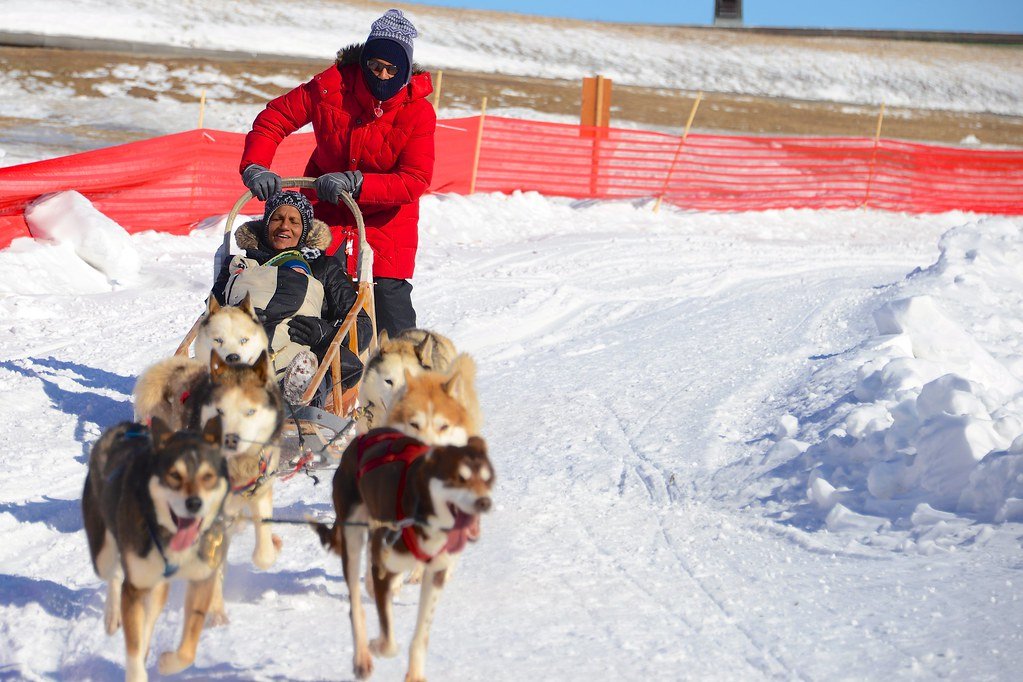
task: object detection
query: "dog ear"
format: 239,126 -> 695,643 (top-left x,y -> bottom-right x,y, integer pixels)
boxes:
202,415 -> 223,445
238,292 -> 257,320
442,355 -> 475,399
378,328 -> 390,346
467,435 -> 487,455
253,350 -> 271,384
150,416 -> 173,449
206,296 -> 221,316
209,349 -> 227,376
416,334 -> 435,369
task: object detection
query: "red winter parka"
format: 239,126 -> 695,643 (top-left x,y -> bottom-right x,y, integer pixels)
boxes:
240,44 -> 436,280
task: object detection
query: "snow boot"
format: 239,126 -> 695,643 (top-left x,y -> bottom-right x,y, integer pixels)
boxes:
282,349 -> 318,405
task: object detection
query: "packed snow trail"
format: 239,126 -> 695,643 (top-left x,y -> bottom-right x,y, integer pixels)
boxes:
1,195 -> 1022,680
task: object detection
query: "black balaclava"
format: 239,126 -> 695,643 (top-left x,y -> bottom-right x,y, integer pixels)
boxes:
361,38 -> 411,103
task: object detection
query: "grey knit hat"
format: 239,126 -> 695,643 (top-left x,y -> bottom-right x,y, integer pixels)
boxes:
366,9 -> 417,67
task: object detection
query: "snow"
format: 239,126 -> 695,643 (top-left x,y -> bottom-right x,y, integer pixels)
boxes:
4,0 -> 1022,117
3,189 -> 1023,679
4,3 -> 1023,679
24,191 -> 141,284
3,0 -> 1023,167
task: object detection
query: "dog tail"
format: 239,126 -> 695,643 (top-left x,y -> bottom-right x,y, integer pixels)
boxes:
310,520 -> 342,554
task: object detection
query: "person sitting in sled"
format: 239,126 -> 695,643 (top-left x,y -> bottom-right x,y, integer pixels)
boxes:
211,191 -> 371,405
238,8 -> 435,339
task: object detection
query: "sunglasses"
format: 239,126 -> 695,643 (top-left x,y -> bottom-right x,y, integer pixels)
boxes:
366,58 -> 399,76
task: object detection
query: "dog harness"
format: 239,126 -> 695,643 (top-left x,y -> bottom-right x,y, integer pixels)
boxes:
230,446 -> 273,498
355,429 -> 435,562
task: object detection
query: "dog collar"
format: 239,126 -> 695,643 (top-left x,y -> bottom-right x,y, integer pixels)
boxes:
145,514 -> 180,578
231,447 -> 273,498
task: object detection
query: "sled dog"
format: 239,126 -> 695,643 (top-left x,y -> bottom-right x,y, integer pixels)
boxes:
193,294 -> 268,365
313,429 -> 495,682
358,329 -> 458,433
134,351 -> 286,621
368,353 -> 482,590
385,353 -> 482,446
81,416 -> 229,682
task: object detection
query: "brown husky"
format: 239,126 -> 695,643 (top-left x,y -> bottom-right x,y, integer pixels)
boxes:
368,353 -> 483,592
384,353 -> 482,446
313,430 -> 495,682
82,416 -> 229,681
134,350 -> 286,622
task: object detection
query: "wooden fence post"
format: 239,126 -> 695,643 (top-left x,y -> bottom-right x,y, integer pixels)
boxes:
581,76 -> 613,196
654,92 -> 703,213
862,103 -> 886,208
433,70 -> 443,110
198,89 -> 207,129
469,97 -> 488,195
580,75 -> 612,130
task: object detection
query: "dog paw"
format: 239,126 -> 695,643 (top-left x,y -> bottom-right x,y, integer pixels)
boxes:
125,658 -> 147,682
252,545 -> 279,570
370,636 -> 399,658
103,604 -> 121,635
403,673 -> 427,682
272,534 -> 283,551
206,608 -> 230,627
157,650 -> 193,676
354,649 -> 374,679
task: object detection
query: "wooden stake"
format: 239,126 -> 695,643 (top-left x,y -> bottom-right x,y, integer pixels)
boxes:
654,91 -> 703,213
469,96 -> 488,195
433,70 -> 443,110
198,89 -> 207,129
594,75 -> 605,128
862,103 -> 886,208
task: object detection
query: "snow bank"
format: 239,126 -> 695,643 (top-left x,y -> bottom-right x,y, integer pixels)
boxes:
0,238 -> 112,295
780,217 -> 1023,543
24,191 -> 140,284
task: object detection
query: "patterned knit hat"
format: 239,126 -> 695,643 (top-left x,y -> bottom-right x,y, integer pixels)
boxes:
263,191 -> 314,249
366,9 -> 417,74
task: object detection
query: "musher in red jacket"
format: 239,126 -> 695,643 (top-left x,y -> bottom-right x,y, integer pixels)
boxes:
239,9 -> 435,337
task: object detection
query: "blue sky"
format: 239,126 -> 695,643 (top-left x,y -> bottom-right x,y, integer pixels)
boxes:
414,0 -> 1023,33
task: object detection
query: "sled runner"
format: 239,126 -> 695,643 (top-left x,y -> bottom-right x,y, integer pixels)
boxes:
175,178 -> 378,471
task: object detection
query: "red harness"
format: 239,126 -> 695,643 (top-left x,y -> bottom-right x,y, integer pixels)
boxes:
355,430 -> 435,562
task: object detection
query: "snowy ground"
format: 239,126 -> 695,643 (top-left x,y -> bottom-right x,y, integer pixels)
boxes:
2,191 -> 1023,680
6,0 -> 1023,116
3,2 -> 1023,679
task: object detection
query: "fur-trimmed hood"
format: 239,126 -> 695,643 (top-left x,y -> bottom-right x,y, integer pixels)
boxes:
335,42 -> 426,76
236,218 -> 332,253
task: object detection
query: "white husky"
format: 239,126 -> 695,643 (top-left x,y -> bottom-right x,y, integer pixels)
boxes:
193,294 -> 268,365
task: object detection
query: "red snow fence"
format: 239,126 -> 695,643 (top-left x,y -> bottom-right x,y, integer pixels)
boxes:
2,115 -> 1023,249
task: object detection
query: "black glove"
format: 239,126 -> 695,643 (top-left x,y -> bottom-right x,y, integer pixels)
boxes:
288,315 -> 338,351
315,171 -> 364,205
242,164 -> 282,201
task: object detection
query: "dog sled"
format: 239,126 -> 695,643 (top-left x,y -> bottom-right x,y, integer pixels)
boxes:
175,178 -> 378,471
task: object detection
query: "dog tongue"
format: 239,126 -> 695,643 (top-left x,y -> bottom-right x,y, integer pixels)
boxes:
448,506 -> 476,530
444,508 -> 479,555
169,516 -> 201,552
